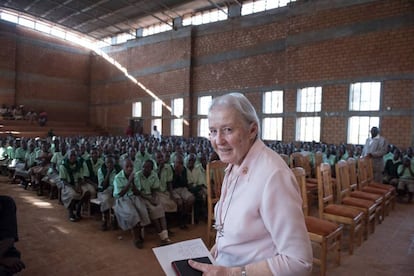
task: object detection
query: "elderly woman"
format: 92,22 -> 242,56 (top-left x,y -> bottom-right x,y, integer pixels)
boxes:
189,93 -> 313,275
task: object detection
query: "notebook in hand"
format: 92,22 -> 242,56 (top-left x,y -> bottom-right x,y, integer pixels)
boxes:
171,256 -> 212,276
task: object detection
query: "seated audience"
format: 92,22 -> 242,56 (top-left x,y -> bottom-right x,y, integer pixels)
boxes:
171,155 -> 195,229
113,158 -> 150,249
154,151 -> 177,213
186,153 -> 207,224
30,141 -> 52,196
82,147 -> 103,194
383,148 -> 402,187
38,111 -> 47,126
136,159 -> 171,245
97,155 -> 120,231
397,157 -> 414,203
14,142 -> 35,189
59,149 -> 94,222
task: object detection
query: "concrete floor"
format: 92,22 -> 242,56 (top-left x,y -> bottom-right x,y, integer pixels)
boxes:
1,177 -> 413,276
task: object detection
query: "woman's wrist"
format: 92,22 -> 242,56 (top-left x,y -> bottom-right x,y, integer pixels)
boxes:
240,266 -> 247,276
229,266 -> 246,276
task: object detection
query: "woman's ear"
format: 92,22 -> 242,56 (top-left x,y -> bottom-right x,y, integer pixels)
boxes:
249,123 -> 258,139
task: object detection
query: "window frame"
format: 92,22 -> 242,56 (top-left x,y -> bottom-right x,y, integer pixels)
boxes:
132,102 -> 142,118
295,87 -> 322,142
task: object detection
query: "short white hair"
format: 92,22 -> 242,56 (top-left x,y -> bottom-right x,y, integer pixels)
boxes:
208,92 -> 261,136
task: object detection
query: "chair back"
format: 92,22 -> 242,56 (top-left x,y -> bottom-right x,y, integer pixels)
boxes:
347,158 -> 358,191
365,157 -> 375,182
206,160 -> 227,247
280,154 -> 290,166
357,157 -> 370,189
206,160 -> 226,202
335,160 -> 352,203
314,151 -> 323,177
291,167 -> 309,216
317,163 -> 334,218
291,152 -> 312,178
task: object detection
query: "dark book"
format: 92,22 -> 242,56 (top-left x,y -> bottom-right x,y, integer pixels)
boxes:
171,256 -> 212,276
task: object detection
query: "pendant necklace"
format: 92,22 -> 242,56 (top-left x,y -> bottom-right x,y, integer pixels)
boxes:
214,168 -> 239,238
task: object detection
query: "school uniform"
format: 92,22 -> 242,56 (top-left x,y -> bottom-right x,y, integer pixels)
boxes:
135,170 -> 165,220
97,166 -> 117,212
112,170 -> 150,230
155,164 -> 177,213
59,161 -> 84,208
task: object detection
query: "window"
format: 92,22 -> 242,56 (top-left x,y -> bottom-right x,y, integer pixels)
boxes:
171,98 -> 184,136
142,22 -> 172,37
262,118 -> 283,141
198,96 -> 212,137
172,98 -> 183,117
0,11 -> 18,23
132,102 -> 142,118
347,82 -> 381,144
262,91 -> 283,140
35,22 -> 51,34
198,96 -> 212,115
18,17 -> 34,28
0,8 -> 95,49
152,100 -> 162,117
151,100 -> 162,135
348,116 -> 379,145
297,87 -> 322,112
198,118 -> 209,138
296,117 -> 321,142
152,119 -> 162,135
182,7 -> 228,26
171,119 -> 183,136
263,90 -> 283,114
50,27 -> 66,39
296,87 -> 322,142
349,82 -> 381,111
241,0 -> 295,16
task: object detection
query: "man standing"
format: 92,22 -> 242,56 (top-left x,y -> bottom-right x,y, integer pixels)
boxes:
362,127 -> 388,183
152,125 -> 161,141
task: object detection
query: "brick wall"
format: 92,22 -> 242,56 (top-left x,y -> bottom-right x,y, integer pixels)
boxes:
0,21 -> 90,122
90,32 -> 192,135
0,22 -> 16,105
2,0 -> 412,147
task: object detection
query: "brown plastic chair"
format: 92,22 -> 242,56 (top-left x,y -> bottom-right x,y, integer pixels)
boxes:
335,160 -> 378,240
317,163 -> 364,255
292,167 -> 342,276
206,160 -> 227,248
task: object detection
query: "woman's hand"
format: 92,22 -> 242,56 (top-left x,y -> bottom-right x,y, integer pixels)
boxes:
188,260 -> 239,276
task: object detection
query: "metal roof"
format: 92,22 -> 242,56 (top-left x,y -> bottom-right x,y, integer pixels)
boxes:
0,0 -> 233,40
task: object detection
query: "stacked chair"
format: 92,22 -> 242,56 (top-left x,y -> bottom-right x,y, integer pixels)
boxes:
316,163 -> 364,255
293,167 -> 342,276
335,160 -> 379,240
288,156 -> 398,274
